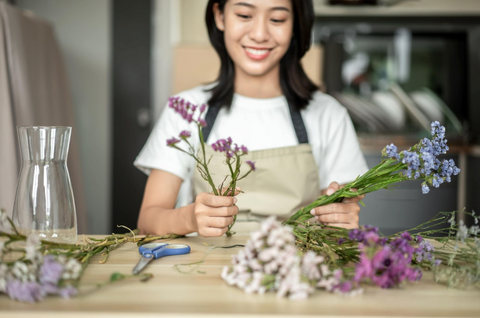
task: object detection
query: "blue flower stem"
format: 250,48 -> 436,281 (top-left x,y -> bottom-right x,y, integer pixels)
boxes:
284,160 -> 408,225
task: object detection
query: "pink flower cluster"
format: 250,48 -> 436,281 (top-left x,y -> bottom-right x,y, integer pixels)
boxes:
211,138 -> 248,158
168,96 -> 207,127
349,228 -> 423,289
221,217 -> 345,300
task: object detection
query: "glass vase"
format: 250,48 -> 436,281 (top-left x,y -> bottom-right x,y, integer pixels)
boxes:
12,126 -> 77,244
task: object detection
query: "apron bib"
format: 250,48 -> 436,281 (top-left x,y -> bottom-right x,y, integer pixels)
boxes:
192,143 -> 320,220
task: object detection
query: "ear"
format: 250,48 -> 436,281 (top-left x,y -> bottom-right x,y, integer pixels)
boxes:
212,3 -> 225,31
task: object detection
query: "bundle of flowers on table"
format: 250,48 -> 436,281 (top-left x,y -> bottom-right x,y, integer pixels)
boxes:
0,210 -> 180,303
222,121 -> 480,299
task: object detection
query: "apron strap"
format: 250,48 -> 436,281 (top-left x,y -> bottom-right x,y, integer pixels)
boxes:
202,101 -> 309,144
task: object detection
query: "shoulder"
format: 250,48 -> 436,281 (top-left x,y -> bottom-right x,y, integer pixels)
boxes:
172,84 -> 214,106
302,90 -> 348,120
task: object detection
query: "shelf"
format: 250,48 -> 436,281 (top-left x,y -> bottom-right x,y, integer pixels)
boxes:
314,0 -> 480,17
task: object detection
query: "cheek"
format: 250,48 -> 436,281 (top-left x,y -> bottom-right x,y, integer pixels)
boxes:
223,18 -> 246,45
272,25 -> 293,48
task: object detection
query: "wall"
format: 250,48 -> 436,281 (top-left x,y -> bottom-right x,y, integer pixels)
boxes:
16,0 -> 111,234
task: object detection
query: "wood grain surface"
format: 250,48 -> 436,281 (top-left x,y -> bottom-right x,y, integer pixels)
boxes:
1,230 -> 480,318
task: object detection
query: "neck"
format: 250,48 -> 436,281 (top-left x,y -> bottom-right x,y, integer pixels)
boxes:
234,65 -> 283,99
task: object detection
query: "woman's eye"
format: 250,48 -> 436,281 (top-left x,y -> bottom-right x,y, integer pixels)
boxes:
271,19 -> 286,23
236,14 -> 251,19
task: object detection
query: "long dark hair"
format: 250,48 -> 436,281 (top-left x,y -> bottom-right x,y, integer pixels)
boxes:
205,0 -> 318,111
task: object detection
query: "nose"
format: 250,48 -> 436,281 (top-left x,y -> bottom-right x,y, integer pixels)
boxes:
248,17 -> 269,43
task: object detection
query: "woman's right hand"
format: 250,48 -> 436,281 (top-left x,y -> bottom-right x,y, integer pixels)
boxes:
193,192 -> 239,237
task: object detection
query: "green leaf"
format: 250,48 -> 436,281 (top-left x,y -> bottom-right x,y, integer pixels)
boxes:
110,272 -> 125,282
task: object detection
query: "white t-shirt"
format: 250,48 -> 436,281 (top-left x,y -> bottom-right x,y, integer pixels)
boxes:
134,85 -> 369,207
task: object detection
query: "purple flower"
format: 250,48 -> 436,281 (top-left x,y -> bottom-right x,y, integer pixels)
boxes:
335,281 -> 353,293
246,160 -> 256,171
351,228 -> 422,289
385,143 -> 400,159
421,183 -> 430,194
59,285 -> 78,299
415,239 -> 435,263
166,137 -> 180,146
198,119 -> 207,128
6,280 -> 45,303
39,255 -> 63,285
168,97 -> 208,128
384,122 -> 460,194
211,138 -> 232,153
354,253 -> 373,282
348,225 -> 381,246
179,130 -> 191,139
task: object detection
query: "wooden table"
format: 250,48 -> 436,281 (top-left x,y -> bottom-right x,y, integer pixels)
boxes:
1,229 -> 480,318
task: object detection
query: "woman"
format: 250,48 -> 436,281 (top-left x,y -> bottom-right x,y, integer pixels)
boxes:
134,0 -> 368,237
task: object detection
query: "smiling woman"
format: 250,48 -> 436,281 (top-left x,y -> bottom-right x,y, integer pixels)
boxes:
134,0 -> 369,237
206,0 -> 317,108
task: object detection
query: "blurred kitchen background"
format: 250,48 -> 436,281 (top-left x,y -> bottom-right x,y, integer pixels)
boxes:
0,0 -> 479,235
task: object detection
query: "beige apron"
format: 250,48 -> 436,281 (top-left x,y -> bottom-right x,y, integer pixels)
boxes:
192,143 -> 320,232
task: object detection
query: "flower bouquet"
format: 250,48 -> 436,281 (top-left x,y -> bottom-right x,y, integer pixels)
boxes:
0,210 -> 180,302
286,121 -> 460,225
166,97 -> 256,236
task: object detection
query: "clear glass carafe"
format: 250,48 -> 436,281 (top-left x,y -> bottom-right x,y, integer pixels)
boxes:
12,126 -> 77,243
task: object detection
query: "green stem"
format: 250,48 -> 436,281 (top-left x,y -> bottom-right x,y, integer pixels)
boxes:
198,125 -> 218,195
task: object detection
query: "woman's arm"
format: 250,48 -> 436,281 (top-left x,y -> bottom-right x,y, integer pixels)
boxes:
137,169 -> 238,236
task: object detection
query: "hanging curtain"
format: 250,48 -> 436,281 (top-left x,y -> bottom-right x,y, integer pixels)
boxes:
0,1 -> 87,233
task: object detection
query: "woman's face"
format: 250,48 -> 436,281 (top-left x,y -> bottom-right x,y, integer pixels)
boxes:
214,0 -> 293,78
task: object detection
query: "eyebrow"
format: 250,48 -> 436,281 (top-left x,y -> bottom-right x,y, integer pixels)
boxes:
233,2 -> 291,12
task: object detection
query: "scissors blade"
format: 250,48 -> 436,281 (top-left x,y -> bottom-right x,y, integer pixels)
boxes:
133,254 -> 154,275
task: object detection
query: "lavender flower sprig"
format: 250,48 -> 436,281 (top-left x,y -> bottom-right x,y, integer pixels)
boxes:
166,97 -> 256,236
285,121 -> 460,225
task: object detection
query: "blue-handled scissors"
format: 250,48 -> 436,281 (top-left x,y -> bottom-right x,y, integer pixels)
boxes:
133,242 -> 191,275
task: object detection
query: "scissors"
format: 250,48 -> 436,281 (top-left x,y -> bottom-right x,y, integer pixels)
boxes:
133,242 -> 191,275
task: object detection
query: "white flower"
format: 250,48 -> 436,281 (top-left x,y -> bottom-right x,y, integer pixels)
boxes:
25,234 -> 41,261
0,209 -> 9,229
11,261 -> 34,282
61,258 -> 82,280
456,220 -> 469,243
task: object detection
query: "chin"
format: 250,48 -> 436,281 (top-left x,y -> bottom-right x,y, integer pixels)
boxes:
239,63 -> 276,78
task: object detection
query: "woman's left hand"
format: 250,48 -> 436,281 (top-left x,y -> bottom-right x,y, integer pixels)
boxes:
310,181 -> 364,229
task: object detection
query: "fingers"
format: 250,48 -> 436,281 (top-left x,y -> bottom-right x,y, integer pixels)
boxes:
219,187 -> 242,196
198,226 -> 229,237
311,202 -> 359,215
206,216 -> 234,228
321,223 -> 358,229
198,192 -> 237,208
315,212 -> 358,225
343,194 -> 365,203
310,199 -> 361,228
324,181 -> 341,196
194,192 -> 239,237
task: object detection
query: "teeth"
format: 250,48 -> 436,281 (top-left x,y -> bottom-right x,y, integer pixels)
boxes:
245,48 -> 270,55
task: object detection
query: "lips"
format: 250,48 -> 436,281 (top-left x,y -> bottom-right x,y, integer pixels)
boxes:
244,47 -> 272,60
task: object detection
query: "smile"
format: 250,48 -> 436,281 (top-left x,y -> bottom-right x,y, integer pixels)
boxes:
244,47 -> 272,60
